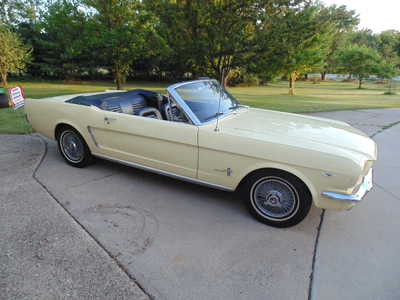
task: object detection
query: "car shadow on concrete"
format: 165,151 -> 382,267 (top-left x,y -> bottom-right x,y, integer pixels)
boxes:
36,139 -> 321,300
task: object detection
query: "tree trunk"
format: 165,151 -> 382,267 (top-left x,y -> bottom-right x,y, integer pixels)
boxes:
217,68 -> 229,88
304,73 -> 308,80
347,74 -> 352,80
358,79 -> 362,89
211,55 -> 232,88
116,75 -> 122,90
1,72 -> 8,88
321,71 -> 326,81
219,66 -> 228,88
289,73 -> 296,95
115,70 -> 122,90
222,75 -> 229,88
114,62 -> 123,90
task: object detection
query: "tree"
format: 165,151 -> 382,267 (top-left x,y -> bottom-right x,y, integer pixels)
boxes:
340,29 -> 400,83
0,0 -> 44,25
147,0 -> 311,87
83,0 -> 163,89
345,29 -> 379,49
376,30 -> 400,68
16,21 -> 46,78
248,3 -> 331,94
0,26 -> 31,87
317,4 -> 359,80
345,29 -> 400,68
38,0 -> 92,79
285,6 -> 331,94
334,46 -> 383,89
376,60 -> 397,80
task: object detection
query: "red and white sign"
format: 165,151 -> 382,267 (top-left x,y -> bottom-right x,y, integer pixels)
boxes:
8,86 -> 25,110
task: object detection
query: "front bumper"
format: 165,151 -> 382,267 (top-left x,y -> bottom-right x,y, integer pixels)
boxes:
321,169 -> 373,203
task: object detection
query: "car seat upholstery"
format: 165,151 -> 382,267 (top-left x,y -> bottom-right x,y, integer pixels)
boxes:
100,95 -> 146,114
67,89 -> 166,120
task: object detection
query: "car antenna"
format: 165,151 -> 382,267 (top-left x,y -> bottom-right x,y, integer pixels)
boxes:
215,86 -> 222,132
214,77 -> 224,132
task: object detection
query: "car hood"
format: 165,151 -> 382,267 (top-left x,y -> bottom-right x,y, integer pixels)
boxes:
220,108 -> 377,160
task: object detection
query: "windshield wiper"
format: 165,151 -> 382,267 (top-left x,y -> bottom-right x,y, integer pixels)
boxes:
204,112 -> 224,121
229,104 -> 247,110
204,106 -> 242,122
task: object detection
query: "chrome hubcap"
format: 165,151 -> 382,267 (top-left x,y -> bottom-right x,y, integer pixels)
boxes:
252,178 -> 298,219
61,132 -> 84,162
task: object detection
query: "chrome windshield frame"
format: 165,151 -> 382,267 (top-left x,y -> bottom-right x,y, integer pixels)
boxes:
167,79 -> 240,126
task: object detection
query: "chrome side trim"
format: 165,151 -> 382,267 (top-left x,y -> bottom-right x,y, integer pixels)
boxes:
92,152 -> 235,192
322,169 -> 373,202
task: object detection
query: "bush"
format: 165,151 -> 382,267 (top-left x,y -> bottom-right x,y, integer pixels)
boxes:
383,91 -> 397,95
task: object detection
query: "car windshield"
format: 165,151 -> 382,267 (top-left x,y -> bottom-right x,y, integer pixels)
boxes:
174,80 -> 240,123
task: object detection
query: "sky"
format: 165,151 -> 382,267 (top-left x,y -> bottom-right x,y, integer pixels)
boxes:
322,0 -> 400,33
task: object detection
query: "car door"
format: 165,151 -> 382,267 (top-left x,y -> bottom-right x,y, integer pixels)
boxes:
87,106 -> 198,178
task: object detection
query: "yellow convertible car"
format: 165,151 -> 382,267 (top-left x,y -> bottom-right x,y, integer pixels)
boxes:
25,79 -> 377,227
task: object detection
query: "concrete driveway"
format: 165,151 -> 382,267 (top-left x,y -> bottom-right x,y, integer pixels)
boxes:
1,108 -> 400,300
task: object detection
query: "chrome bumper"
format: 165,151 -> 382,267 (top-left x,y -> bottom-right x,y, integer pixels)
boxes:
321,169 -> 373,203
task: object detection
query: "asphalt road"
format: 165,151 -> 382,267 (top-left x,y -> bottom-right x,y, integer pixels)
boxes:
1,108 -> 399,300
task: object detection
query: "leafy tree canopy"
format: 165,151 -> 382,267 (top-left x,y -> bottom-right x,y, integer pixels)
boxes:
146,0 -> 311,87
334,46 -> 386,88
82,0 -> 166,89
0,25 -> 31,87
0,0 -> 45,25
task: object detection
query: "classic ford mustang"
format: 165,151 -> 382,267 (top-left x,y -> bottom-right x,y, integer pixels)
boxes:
25,79 -> 377,227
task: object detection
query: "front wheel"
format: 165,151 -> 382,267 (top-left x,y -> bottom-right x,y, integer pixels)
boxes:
57,127 -> 93,168
241,170 -> 312,228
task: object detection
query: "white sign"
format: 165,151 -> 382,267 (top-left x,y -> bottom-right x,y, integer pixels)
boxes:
9,86 -> 25,110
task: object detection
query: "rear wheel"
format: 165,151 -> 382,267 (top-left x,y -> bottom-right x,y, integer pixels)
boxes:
241,170 -> 312,228
57,127 -> 92,168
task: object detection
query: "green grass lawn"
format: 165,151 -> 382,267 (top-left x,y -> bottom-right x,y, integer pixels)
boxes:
0,107 -> 32,134
1,79 -> 399,134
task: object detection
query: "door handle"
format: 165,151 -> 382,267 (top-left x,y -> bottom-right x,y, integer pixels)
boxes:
104,116 -> 117,121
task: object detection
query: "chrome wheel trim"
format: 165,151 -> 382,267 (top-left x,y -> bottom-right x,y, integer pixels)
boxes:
60,131 -> 84,163
250,176 -> 300,221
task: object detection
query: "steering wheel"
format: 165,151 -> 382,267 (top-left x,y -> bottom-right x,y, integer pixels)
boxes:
163,101 -> 187,122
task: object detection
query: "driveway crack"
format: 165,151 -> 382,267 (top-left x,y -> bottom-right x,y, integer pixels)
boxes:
31,135 -> 154,300
370,120 -> 400,138
307,122 -> 397,300
375,183 -> 400,201
307,209 -> 325,300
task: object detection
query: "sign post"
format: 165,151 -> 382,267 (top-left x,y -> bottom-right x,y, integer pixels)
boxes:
8,86 -> 25,109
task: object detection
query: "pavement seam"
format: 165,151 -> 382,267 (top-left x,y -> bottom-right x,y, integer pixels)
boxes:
307,209 -> 325,300
370,122 -> 400,203
370,120 -> 400,138
30,135 -> 154,300
307,122 -> 400,300
374,183 -> 400,201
